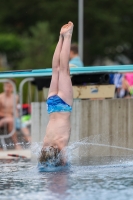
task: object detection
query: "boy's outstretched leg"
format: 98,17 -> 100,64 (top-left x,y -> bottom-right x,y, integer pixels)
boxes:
58,22 -> 74,106
48,35 -> 64,98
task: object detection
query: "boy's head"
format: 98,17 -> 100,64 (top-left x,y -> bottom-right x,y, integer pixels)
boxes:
3,79 -> 16,95
39,146 -> 63,166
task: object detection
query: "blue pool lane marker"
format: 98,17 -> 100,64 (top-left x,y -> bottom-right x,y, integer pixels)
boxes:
37,162 -> 70,172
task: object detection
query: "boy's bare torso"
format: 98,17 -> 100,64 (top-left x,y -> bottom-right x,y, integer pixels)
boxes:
0,93 -> 18,117
43,112 -> 71,150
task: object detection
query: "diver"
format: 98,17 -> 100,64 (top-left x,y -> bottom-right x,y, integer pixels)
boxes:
39,21 -> 74,167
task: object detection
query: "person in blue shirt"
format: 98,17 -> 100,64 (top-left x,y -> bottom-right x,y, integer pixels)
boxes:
69,43 -> 84,67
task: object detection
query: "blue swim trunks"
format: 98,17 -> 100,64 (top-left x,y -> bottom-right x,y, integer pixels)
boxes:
46,95 -> 72,114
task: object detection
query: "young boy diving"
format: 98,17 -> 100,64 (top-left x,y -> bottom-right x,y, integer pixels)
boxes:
39,21 -> 74,166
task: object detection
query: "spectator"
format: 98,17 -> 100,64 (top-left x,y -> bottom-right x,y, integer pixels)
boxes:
69,43 -> 84,68
109,73 -> 115,84
122,73 -> 133,96
0,79 -> 31,149
113,73 -> 126,98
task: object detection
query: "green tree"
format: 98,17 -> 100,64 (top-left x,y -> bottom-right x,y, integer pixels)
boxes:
19,22 -> 55,69
84,0 -> 133,64
0,0 -> 133,65
0,34 -> 21,53
0,33 -> 22,69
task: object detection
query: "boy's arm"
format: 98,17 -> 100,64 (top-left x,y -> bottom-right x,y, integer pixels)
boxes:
0,96 -> 7,117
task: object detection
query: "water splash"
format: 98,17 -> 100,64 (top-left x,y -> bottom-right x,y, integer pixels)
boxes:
68,140 -> 133,152
29,136 -> 133,165
30,142 -> 42,157
0,141 -> 31,149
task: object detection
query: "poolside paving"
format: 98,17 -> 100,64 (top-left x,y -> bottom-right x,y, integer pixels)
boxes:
0,149 -> 31,159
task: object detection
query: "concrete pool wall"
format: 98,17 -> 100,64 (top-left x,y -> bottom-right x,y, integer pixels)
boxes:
31,99 -> 133,158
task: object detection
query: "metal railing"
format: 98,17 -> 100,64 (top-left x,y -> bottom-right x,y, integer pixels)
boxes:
19,78 -> 35,119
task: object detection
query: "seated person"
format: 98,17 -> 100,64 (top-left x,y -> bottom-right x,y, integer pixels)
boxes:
39,21 -> 74,167
0,79 -> 31,149
69,43 -> 84,68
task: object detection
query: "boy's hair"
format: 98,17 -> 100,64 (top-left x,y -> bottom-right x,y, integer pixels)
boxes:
39,146 -> 63,166
70,43 -> 78,54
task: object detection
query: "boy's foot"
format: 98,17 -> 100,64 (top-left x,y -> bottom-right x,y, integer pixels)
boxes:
60,21 -> 74,36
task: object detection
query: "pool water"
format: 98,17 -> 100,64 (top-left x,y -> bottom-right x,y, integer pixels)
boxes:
0,157 -> 133,200
1,139 -> 133,200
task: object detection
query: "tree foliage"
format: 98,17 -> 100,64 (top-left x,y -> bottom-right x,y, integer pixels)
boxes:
0,34 -> 21,53
19,22 -> 55,69
84,0 -> 133,64
0,33 -> 22,69
0,0 -> 133,67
